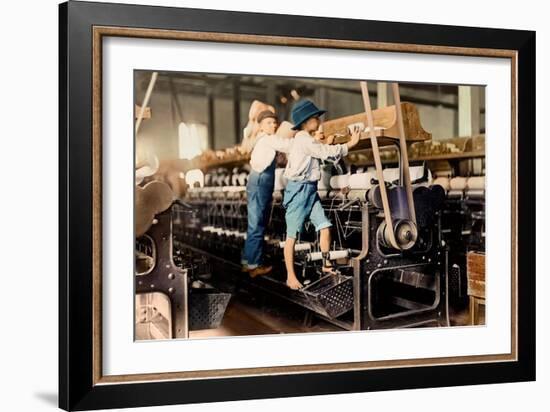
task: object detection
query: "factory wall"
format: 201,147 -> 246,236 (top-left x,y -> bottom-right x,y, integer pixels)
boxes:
136,77 -> 485,161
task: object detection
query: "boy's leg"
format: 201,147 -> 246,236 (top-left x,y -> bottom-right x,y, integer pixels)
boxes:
243,185 -> 267,269
309,198 -> 337,274
250,184 -> 273,266
283,182 -> 311,289
284,237 -> 302,289
248,181 -> 274,276
320,227 -> 331,253
243,190 -> 263,269
319,227 -> 337,274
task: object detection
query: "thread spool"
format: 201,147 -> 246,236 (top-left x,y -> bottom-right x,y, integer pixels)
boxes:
278,241 -> 312,252
467,176 -> 485,190
348,171 -> 376,190
450,177 -> 467,190
307,250 -> 350,261
329,174 -> 350,189
347,189 -> 369,202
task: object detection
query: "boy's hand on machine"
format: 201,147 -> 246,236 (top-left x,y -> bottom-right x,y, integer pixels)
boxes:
347,125 -> 361,149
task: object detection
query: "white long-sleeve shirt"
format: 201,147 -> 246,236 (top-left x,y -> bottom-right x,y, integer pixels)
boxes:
284,130 -> 348,182
250,132 -> 293,173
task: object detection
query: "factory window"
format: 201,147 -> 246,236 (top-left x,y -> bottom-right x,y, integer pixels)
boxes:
178,122 -> 208,159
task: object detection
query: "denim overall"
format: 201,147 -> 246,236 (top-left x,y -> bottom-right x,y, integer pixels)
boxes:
242,158 -> 276,268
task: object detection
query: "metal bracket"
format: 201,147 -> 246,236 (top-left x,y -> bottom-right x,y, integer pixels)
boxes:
136,208 -> 189,339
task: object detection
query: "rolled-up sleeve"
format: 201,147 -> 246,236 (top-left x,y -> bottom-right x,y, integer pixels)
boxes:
304,139 -> 348,162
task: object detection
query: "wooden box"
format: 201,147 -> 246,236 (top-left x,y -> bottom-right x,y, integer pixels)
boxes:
467,251 -> 485,298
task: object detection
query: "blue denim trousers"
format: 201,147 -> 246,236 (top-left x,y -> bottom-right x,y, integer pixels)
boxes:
242,161 -> 275,268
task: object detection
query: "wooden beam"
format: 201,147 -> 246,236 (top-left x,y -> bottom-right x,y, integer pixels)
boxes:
323,102 -> 431,148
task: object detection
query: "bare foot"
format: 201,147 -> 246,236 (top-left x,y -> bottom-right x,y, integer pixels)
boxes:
286,277 -> 303,290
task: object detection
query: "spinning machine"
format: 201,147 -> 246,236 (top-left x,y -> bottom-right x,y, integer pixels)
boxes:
135,81 -> 485,338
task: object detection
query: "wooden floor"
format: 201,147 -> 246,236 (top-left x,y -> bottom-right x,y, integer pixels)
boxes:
189,296 -> 484,339
189,299 -> 338,339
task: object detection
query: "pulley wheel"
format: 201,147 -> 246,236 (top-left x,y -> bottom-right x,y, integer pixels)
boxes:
377,219 -> 418,251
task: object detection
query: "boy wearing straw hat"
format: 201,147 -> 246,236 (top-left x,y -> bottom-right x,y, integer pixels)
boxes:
283,99 -> 361,289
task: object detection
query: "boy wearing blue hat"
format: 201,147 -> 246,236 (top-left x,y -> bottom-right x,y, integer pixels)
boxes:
283,99 -> 361,289
242,110 -> 294,277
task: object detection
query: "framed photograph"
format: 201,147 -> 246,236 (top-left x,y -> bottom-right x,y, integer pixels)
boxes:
59,1 -> 536,410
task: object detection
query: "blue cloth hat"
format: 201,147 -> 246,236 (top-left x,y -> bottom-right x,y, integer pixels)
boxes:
290,99 -> 327,130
